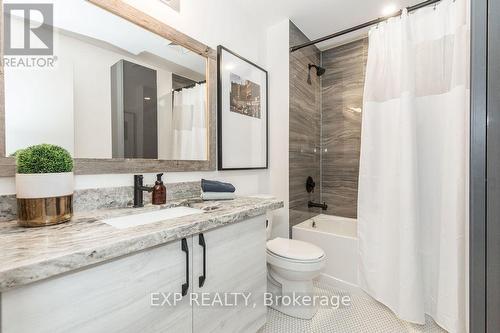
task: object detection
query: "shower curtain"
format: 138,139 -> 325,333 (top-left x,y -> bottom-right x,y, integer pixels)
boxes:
171,83 -> 207,160
357,0 -> 469,332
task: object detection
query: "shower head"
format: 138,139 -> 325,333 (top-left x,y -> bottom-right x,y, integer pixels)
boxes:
307,64 -> 326,84
316,66 -> 326,76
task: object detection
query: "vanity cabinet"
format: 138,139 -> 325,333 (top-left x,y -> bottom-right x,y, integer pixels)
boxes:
1,237 -> 194,333
192,215 -> 267,333
0,215 -> 267,333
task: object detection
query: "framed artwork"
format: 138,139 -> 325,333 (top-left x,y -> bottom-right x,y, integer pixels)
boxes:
217,45 -> 268,170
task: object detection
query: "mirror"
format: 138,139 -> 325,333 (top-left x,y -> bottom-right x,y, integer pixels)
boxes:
3,0 -> 209,162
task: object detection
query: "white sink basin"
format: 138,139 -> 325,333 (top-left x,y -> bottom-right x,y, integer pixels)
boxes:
101,206 -> 204,229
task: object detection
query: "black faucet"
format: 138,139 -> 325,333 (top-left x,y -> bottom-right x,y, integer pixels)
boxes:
134,175 -> 153,208
308,201 -> 328,211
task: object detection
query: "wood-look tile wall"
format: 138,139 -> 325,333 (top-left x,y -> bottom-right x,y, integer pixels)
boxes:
321,38 -> 368,218
289,22 -> 322,235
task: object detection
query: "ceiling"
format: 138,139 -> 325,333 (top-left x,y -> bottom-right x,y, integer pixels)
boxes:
237,0 -> 424,50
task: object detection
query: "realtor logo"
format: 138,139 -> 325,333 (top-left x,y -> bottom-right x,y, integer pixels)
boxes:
4,4 -> 53,55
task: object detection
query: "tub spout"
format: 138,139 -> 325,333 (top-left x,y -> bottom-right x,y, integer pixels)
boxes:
308,201 -> 328,210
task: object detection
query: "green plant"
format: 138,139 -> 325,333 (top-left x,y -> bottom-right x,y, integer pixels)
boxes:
15,144 -> 73,174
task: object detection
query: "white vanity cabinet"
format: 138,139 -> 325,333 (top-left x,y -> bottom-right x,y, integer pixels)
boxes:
192,215 -> 267,333
0,215 -> 267,333
1,237 -> 194,333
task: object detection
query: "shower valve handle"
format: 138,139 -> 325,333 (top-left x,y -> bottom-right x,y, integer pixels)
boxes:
306,176 -> 316,193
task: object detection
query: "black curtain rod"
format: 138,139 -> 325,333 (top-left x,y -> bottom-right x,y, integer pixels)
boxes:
173,80 -> 206,92
290,0 -> 442,53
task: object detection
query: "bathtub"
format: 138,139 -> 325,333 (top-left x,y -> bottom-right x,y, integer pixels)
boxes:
292,214 -> 358,292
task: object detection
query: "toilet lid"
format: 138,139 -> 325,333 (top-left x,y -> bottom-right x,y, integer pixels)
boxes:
266,238 -> 325,261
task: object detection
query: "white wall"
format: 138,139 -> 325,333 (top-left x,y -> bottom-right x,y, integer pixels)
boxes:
157,68 -> 174,160
1,0 -> 290,238
267,19 -> 290,239
5,20 -> 74,156
121,0 -> 268,65
5,61 -> 75,156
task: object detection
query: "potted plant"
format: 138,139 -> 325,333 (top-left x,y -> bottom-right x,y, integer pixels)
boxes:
14,144 -> 74,227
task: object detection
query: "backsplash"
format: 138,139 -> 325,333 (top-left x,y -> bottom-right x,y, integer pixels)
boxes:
0,181 -> 201,222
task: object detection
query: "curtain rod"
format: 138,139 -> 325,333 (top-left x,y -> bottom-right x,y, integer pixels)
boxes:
290,0 -> 442,53
173,80 -> 206,92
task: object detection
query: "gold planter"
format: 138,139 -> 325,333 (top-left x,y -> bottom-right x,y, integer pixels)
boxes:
15,172 -> 74,227
17,195 -> 73,227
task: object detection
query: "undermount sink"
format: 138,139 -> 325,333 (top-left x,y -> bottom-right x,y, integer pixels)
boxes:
101,206 -> 204,229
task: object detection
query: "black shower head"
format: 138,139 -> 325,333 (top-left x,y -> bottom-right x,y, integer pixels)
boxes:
316,66 -> 326,76
307,64 -> 326,84
309,64 -> 325,76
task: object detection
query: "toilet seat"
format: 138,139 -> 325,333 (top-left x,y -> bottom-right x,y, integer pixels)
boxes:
266,237 -> 325,262
266,250 -> 325,264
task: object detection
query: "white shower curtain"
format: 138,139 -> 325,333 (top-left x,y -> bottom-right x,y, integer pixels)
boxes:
171,83 -> 207,160
357,1 -> 469,332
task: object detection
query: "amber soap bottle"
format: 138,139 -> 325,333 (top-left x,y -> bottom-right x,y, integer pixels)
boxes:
152,173 -> 167,205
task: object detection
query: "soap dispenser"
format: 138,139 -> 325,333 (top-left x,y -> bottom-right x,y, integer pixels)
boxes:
152,173 -> 166,205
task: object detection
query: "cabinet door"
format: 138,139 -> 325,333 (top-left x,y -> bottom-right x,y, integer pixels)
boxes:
192,215 -> 267,333
1,238 -> 193,333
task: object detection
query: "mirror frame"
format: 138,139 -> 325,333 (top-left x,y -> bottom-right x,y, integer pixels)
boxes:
0,0 -> 217,176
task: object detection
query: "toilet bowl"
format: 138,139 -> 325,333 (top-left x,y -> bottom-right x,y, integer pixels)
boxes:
266,237 -> 327,319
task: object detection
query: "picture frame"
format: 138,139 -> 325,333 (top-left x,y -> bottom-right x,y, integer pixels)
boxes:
217,45 -> 268,170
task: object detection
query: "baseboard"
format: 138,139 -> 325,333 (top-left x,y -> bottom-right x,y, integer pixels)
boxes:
315,273 -> 366,297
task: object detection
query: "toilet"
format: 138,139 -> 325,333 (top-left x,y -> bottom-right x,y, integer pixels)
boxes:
265,217 -> 327,319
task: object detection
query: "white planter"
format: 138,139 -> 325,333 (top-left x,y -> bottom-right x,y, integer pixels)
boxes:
16,172 -> 74,199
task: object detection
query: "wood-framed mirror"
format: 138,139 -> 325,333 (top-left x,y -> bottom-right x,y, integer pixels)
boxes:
0,0 -> 216,176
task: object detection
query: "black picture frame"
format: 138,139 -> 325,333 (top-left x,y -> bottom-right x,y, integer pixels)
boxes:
217,45 -> 269,170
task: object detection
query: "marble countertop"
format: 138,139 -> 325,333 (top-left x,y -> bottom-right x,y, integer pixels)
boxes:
0,196 -> 283,292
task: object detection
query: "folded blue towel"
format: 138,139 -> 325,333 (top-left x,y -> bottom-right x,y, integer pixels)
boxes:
201,179 -> 236,193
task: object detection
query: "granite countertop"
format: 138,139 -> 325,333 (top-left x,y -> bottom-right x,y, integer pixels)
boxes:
0,196 -> 283,292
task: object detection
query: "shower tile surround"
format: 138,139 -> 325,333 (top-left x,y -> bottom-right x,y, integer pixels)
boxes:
289,22 -> 322,235
321,38 -> 368,218
0,181 -> 201,222
289,21 -> 367,222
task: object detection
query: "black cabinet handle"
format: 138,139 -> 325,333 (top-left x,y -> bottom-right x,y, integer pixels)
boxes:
181,238 -> 189,296
198,234 -> 206,288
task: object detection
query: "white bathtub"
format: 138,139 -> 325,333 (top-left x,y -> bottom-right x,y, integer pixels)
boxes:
292,214 -> 358,292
